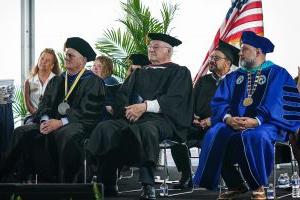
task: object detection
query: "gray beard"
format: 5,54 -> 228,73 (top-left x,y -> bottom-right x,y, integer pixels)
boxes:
239,59 -> 255,69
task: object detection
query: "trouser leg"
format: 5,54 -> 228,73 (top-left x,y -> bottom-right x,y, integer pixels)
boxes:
222,134 -> 248,190
0,124 -> 39,180
139,163 -> 155,186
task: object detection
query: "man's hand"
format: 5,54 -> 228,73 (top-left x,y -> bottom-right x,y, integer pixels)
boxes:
226,116 -> 258,130
125,103 -> 147,122
40,119 -> 63,134
238,117 -> 259,129
193,114 -> 201,127
225,117 -> 245,130
106,106 -> 114,115
199,117 -> 211,129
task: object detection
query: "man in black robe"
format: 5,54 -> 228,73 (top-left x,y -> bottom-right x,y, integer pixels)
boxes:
170,40 -> 240,189
0,37 -> 105,183
86,33 -> 193,199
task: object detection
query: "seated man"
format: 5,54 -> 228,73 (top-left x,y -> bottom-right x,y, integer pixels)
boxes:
0,37 -> 106,183
170,40 -> 240,189
193,31 -> 300,200
86,33 -> 193,199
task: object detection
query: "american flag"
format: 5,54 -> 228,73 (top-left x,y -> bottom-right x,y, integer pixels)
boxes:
194,0 -> 264,83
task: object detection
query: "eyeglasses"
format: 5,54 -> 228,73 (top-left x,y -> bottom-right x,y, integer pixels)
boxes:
64,52 -> 77,59
209,55 -> 227,62
147,45 -> 170,50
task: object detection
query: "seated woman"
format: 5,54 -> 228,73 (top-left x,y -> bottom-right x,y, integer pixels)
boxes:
24,48 -> 60,124
91,55 -> 119,119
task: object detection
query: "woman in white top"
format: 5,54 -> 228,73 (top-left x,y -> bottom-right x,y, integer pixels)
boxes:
24,48 -> 60,122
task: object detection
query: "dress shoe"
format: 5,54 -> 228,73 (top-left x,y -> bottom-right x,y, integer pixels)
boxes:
104,184 -> 119,197
173,175 -> 193,189
140,184 -> 156,200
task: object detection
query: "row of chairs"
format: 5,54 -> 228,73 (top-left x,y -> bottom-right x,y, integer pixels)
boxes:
82,137 -> 297,198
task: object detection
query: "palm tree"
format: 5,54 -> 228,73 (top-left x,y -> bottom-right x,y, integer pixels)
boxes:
95,0 -> 179,80
12,86 -> 27,123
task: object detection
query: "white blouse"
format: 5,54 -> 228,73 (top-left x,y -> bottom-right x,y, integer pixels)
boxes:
28,72 -> 55,109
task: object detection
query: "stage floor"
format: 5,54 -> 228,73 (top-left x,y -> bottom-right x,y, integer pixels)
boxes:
112,165 -> 294,200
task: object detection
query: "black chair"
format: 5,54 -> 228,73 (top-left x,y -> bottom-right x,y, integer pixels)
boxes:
273,141 -> 296,198
157,139 -> 194,197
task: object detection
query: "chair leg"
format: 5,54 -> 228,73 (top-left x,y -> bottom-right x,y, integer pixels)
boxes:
273,144 -> 277,198
164,143 -> 169,181
289,144 -> 296,173
83,139 -> 88,184
219,176 -> 225,195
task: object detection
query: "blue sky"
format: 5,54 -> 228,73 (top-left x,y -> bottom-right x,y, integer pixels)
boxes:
1,0 -> 299,84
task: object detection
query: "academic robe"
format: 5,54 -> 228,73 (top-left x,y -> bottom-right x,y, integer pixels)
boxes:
171,73 -> 220,173
193,61 -> 300,190
194,73 -> 220,121
87,62 -> 193,167
101,76 -> 120,121
1,70 -> 105,182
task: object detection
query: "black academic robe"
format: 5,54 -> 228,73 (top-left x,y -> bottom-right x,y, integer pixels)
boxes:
193,73 -> 219,120
87,62 -> 193,166
1,70 -> 105,183
34,70 -> 105,131
171,73 -> 220,173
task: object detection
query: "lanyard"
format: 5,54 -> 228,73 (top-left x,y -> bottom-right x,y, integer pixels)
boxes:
64,68 -> 86,101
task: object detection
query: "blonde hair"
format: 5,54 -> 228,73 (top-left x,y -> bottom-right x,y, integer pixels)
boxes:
95,55 -> 114,78
31,48 -> 60,76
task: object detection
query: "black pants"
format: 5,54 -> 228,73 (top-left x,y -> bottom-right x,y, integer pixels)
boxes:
170,126 -> 205,177
0,124 -> 40,181
87,117 -> 174,186
221,134 -> 248,191
0,123 -> 86,183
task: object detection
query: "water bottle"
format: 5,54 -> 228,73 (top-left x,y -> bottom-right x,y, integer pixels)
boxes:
277,173 -> 285,188
267,183 -> 275,199
159,182 -> 168,196
91,175 -> 97,183
283,173 -> 290,188
291,172 -> 300,198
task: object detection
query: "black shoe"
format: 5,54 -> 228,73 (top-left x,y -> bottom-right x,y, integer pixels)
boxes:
173,174 -> 193,189
140,184 -> 156,200
104,184 -> 119,197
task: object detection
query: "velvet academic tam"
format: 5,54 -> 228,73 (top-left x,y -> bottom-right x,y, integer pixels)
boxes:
65,37 -> 96,62
241,31 -> 274,54
148,33 -> 182,47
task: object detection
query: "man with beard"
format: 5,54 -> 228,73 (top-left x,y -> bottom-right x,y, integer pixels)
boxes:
86,33 -> 193,200
0,37 -> 106,183
193,31 -> 300,200
170,40 -> 239,190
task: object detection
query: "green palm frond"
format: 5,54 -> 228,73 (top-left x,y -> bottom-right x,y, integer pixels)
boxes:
57,51 -> 66,71
96,28 -> 136,58
161,2 -> 179,33
95,0 -> 179,80
12,86 -> 27,122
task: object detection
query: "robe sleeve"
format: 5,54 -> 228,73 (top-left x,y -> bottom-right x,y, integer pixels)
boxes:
282,85 -> 300,123
256,67 -> 300,132
193,78 -> 203,115
33,76 -> 61,121
113,72 -> 136,118
157,66 -> 193,128
210,73 -> 236,125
